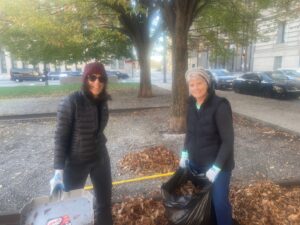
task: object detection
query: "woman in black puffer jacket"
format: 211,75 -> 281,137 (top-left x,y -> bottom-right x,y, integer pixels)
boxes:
50,62 -> 113,225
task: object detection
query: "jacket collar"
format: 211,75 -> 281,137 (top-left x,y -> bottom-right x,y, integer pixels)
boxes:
188,91 -> 215,109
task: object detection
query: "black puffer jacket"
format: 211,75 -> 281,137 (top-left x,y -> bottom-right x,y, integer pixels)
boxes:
184,94 -> 234,171
54,91 -> 109,169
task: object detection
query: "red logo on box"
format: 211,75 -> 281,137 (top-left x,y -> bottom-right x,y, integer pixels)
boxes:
47,215 -> 71,225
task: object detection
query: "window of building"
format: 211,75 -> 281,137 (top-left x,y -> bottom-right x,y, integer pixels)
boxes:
55,64 -> 61,72
118,60 -> 124,69
11,58 -> 18,68
110,60 -> 117,69
273,56 -> 282,70
276,21 -> 286,43
0,51 -> 7,73
23,62 -> 29,69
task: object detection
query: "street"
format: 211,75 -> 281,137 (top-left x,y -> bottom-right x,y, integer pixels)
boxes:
0,71 -> 171,87
0,78 -> 60,87
1,71 -> 300,135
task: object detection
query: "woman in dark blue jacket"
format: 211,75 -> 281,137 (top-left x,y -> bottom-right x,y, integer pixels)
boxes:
50,62 -> 113,225
180,68 -> 234,225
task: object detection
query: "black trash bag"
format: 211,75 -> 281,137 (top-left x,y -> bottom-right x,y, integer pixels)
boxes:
161,167 -> 216,225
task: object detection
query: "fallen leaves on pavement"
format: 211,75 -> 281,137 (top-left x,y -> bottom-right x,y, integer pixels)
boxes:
230,181 -> 300,225
112,181 -> 300,225
118,143 -> 300,224
233,114 -> 299,141
119,145 -> 179,175
112,197 -> 169,225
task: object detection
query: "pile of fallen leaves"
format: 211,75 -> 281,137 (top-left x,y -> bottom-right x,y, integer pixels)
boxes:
174,180 -> 202,196
119,145 -> 179,175
230,181 -> 300,225
111,181 -> 300,225
118,145 -> 300,225
233,114 -> 299,142
112,197 -> 169,225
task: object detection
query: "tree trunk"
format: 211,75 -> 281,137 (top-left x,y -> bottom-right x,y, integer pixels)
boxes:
136,43 -> 152,98
43,62 -> 49,86
169,19 -> 189,133
161,0 -> 203,133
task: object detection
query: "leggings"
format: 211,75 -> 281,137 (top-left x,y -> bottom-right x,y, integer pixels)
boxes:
63,150 -> 113,225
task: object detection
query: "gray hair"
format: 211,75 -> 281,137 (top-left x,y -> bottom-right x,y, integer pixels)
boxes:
185,68 -> 211,85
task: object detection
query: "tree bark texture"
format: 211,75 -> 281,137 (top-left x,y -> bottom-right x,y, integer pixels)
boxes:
111,2 -> 154,97
136,42 -> 152,97
162,0 -> 208,132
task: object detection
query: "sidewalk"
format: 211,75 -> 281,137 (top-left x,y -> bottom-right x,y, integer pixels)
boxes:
153,82 -> 300,136
0,85 -> 171,117
0,81 -> 300,136
0,74 -> 9,81
215,90 -> 300,136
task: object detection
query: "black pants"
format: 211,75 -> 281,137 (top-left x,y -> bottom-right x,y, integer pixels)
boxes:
63,150 -> 113,225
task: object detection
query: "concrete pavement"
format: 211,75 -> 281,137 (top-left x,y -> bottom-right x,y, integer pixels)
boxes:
153,81 -> 300,136
0,77 -> 300,135
215,90 -> 300,135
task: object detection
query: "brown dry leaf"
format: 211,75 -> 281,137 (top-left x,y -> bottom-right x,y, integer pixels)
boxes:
174,180 -> 202,196
112,197 -> 169,225
288,214 -> 300,222
233,114 -> 300,142
119,145 -> 179,175
112,181 -> 300,225
230,181 -> 300,225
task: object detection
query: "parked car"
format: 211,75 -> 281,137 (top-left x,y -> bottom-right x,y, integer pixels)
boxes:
47,71 -> 67,80
10,68 -> 45,82
66,71 -> 82,77
47,71 -> 82,80
233,71 -> 300,98
276,69 -> 300,81
205,69 -> 236,89
106,70 -> 129,79
114,71 -> 129,79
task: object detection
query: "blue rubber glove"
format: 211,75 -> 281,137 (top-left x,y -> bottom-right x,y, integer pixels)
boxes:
179,150 -> 189,168
206,165 -> 221,183
50,169 -> 64,195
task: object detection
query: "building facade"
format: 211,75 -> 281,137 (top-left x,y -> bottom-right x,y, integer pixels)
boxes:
252,11 -> 300,71
188,8 -> 300,73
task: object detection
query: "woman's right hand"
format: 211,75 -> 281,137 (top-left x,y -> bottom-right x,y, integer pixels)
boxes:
50,169 -> 64,195
179,150 -> 189,168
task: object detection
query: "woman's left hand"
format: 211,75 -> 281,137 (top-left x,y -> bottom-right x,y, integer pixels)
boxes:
206,165 -> 221,183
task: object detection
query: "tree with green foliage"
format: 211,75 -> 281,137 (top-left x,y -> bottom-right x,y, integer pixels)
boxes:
159,0 -> 297,132
159,0 -> 209,132
0,0 -> 162,97
189,0 -> 297,69
0,0 -> 132,70
92,0 -> 162,97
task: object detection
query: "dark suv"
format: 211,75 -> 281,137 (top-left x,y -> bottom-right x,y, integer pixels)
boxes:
233,71 -> 300,98
47,71 -> 81,80
10,68 -> 45,82
106,70 -> 129,79
205,69 -> 236,89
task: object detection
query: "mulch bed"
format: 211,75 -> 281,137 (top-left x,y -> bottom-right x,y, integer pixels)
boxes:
119,145 -> 179,175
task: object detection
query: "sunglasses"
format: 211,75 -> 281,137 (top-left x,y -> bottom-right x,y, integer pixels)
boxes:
88,74 -> 105,83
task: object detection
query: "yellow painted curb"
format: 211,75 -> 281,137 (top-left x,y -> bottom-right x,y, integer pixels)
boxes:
84,171 -> 175,191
